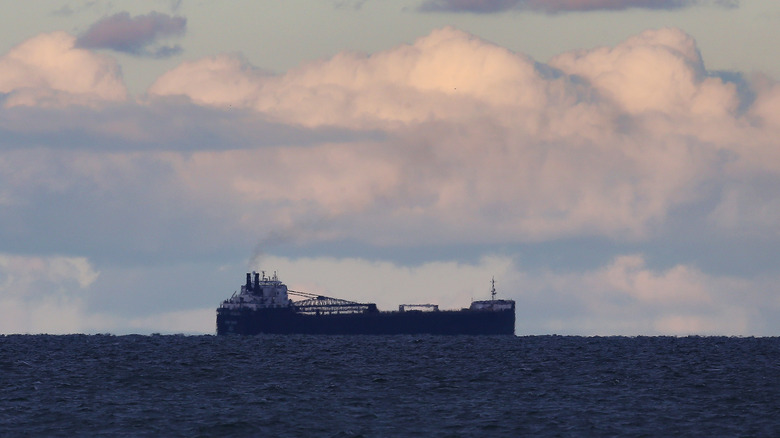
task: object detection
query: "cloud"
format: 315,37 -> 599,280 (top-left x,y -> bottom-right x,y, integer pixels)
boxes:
0,253 -> 100,334
0,32 -> 127,107
417,0 -> 739,13
150,27 -> 551,128
148,54 -> 268,107
146,27 -> 778,248
1,27 -> 780,335
50,1 -> 113,17
0,99 -> 371,153
515,254 -> 776,335
548,28 -> 736,117
5,27 -> 778,255
333,0 -> 368,10
0,252 -> 223,334
51,4 -> 77,17
76,11 -> 186,58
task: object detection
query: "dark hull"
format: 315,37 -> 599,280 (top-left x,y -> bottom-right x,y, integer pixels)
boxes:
217,307 -> 515,335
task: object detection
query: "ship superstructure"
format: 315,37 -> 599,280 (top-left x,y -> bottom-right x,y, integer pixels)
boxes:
219,271 -> 291,311
217,271 -> 515,335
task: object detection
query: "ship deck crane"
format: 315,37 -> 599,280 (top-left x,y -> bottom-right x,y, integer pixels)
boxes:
287,290 -> 377,315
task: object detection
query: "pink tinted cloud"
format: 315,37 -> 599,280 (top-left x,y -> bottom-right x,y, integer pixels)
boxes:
0,31 -> 127,107
145,26 -> 777,245
2,26 -> 775,252
150,27 -> 548,128
76,11 -> 186,58
148,54 -> 268,107
548,28 -> 739,116
418,0 -> 738,13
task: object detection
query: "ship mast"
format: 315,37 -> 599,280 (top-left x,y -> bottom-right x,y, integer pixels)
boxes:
491,277 -> 496,301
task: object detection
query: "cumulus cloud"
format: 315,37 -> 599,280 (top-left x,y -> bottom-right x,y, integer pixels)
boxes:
417,0 -> 739,14
151,27 -> 552,128
548,28 -> 737,117
5,26 -> 778,252
0,31 -> 127,107
147,27 -> 778,247
148,54 -> 268,107
76,11 -> 186,58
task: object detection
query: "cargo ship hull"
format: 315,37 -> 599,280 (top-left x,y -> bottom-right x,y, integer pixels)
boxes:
217,306 -> 515,335
216,271 -> 516,336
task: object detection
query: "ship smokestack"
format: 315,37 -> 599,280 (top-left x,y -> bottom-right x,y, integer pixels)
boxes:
246,273 -> 252,291
254,272 -> 260,290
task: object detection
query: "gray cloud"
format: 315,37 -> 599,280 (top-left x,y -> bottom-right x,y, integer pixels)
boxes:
0,99 -> 379,153
417,0 -> 739,14
333,0 -> 367,10
76,11 -> 186,58
51,4 -> 77,17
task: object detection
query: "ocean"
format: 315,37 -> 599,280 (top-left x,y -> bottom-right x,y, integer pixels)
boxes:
1,334 -> 779,436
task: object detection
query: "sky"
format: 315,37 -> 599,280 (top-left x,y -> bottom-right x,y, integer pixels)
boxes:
1,0 -> 779,335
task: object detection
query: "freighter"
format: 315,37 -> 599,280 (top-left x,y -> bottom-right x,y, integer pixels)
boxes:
216,271 -> 515,335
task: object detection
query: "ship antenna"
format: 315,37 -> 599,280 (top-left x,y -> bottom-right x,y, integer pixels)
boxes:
491,277 -> 496,301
